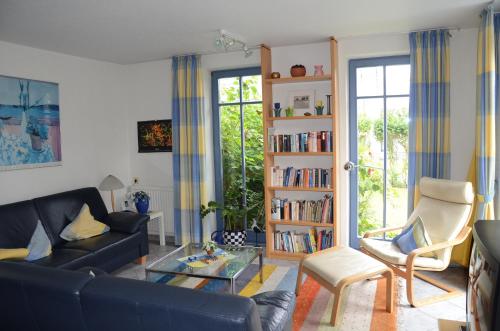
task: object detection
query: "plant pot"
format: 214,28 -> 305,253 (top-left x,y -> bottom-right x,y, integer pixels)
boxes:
290,65 -> 306,77
135,200 -> 149,214
273,108 -> 281,117
223,230 -> 247,247
205,248 -> 214,256
315,108 -> 324,115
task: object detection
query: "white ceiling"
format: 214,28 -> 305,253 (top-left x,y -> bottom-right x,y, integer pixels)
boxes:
0,0 -> 491,64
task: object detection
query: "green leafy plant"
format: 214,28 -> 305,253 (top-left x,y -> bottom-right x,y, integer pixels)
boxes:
284,106 -> 294,117
202,240 -> 217,254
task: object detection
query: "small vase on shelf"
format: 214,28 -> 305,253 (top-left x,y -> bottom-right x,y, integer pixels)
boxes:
284,107 -> 294,117
273,102 -> 282,117
314,65 -> 324,76
326,95 -> 332,115
315,101 -> 324,115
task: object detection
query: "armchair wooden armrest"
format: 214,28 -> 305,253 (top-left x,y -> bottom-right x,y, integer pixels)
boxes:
406,226 -> 472,268
363,226 -> 405,238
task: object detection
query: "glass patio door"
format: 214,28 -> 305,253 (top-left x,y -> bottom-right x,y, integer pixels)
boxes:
347,56 -> 410,248
211,67 -> 264,237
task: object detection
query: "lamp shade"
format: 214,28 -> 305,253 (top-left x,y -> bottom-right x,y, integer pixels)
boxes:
98,175 -> 124,191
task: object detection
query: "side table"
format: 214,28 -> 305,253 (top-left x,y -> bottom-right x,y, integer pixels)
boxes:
148,210 -> 165,246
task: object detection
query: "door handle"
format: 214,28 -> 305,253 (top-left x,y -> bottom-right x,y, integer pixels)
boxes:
344,161 -> 383,171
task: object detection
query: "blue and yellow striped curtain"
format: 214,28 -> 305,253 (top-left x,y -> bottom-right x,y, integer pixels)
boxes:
172,55 -> 208,245
476,8 -> 496,220
451,9 -> 497,266
408,30 -> 451,214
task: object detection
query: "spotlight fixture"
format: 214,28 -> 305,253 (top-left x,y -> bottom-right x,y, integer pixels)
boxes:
215,29 -> 253,58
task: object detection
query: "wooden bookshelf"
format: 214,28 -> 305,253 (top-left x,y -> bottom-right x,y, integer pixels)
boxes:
267,186 -> 334,192
261,38 -> 340,260
269,114 -> 333,121
265,74 -> 331,84
267,152 -> 334,156
269,220 -> 335,228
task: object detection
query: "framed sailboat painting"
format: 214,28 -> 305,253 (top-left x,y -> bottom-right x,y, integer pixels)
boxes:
0,75 -> 61,171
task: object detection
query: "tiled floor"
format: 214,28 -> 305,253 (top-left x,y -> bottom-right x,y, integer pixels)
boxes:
113,240 -> 468,331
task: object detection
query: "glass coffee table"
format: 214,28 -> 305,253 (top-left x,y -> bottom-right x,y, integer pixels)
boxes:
146,243 -> 263,294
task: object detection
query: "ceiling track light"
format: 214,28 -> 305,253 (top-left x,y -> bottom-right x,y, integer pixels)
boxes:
215,29 -> 253,58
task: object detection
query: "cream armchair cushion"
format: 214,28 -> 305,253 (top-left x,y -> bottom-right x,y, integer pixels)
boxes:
360,177 -> 473,270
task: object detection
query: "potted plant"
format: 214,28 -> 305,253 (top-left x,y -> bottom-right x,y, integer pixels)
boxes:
202,240 -> 217,256
132,191 -> 150,214
315,100 -> 324,115
284,106 -> 294,117
201,200 -> 248,247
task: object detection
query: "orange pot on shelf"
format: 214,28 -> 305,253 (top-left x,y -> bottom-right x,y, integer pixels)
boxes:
290,65 -> 306,77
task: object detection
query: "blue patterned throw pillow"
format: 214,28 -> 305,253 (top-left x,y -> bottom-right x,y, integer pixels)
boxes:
395,217 -> 435,258
26,221 -> 52,261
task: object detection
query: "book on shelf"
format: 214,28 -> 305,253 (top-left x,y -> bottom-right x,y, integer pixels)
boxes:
273,229 -> 333,253
267,129 -> 333,153
270,166 -> 332,188
271,195 -> 333,223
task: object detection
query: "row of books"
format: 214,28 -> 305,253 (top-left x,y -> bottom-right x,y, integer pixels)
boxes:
270,166 -> 332,188
273,229 -> 333,253
268,131 -> 333,153
271,195 -> 333,223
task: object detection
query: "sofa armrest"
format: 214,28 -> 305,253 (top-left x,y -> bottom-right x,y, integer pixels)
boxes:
104,211 -> 149,234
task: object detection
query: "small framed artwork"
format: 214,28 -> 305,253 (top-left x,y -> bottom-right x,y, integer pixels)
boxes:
288,90 -> 315,114
137,120 -> 172,153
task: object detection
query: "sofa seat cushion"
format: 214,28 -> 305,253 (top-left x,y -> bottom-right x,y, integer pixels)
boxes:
251,291 -> 295,331
58,232 -> 138,253
360,238 -> 445,270
30,248 -> 93,270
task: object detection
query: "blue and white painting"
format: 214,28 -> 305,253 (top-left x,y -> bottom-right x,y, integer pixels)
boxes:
0,75 -> 61,170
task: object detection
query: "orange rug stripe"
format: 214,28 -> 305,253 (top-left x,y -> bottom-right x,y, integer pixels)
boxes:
293,277 -> 322,331
369,278 -> 397,331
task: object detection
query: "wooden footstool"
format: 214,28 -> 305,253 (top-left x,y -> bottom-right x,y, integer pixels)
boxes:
295,246 -> 393,326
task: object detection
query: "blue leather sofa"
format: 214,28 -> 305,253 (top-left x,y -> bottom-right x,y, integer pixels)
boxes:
0,262 -> 296,331
0,187 -> 149,271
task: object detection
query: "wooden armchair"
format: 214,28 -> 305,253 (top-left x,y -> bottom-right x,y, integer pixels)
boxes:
360,177 -> 474,307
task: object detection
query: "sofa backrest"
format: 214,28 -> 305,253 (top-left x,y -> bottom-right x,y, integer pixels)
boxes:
0,262 -> 94,331
0,262 -> 263,331
0,200 -> 39,248
80,276 -> 263,331
34,187 -> 109,246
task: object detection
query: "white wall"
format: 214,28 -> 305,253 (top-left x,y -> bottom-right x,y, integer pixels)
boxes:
0,41 -> 130,209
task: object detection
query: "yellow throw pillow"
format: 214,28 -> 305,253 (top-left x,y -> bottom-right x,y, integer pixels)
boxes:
60,204 -> 110,241
0,248 -> 29,261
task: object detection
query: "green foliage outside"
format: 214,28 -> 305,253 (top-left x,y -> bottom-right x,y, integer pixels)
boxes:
357,108 -> 409,236
219,75 -> 265,230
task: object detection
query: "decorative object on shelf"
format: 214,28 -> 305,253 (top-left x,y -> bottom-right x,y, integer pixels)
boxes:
290,64 -> 306,77
304,112 -> 312,116
326,94 -> 332,115
288,90 -> 315,114
137,120 -> 172,153
202,240 -> 218,256
284,107 -> 294,117
270,72 -> 281,79
98,174 -> 125,212
314,65 -> 324,76
273,102 -> 282,117
0,75 -> 61,171
132,191 -> 150,214
315,100 -> 325,115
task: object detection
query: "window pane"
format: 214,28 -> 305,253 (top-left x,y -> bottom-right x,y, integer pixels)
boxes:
356,66 -> 383,97
385,97 -> 409,236
243,103 -> 264,228
386,64 -> 410,96
357,98 -> 384,235
242,75 -> 262,102
220,105 -> 243,210
218,77 -> 240,104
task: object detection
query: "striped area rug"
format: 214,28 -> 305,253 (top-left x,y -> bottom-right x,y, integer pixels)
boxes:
153,263 -> 399,331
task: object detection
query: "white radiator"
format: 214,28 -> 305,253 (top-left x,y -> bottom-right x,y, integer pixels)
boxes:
129,185 -> 174,236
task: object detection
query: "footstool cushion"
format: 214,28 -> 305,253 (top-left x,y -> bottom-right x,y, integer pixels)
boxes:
302,246 -> 389,286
